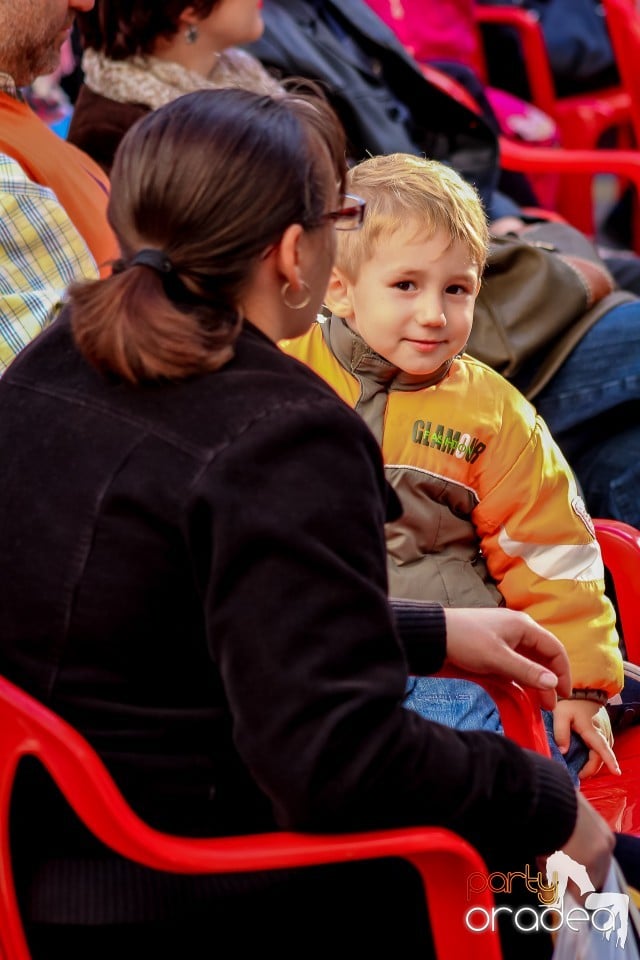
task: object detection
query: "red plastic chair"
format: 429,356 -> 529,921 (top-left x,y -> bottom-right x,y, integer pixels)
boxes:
437,665 -> 551,755
421,62 -> 640,242
439,519 -> 640,837
602,0 -> 640,147
0,673 -> 513,960
475,3 -> 632,235
580,519 -> 640,834
474,3 -> 631,149
593,517 -> 640,665
580,727 -> 640,835
600,0 -> 640,250
499,138 -> 640,242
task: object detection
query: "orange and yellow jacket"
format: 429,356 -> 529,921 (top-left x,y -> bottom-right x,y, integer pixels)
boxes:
281,315 -> 622,696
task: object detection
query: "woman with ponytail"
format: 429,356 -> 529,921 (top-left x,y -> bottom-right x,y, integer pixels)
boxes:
0,85 -> 611,960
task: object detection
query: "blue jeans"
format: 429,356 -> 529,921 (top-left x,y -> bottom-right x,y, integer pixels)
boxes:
533,301 -> 640,527
405,676 -> 588,783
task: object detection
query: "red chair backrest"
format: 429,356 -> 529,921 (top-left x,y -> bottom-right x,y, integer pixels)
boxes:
594,517 -> 640,664
601,0 -> 640,147
580,519 -> 640,835
474,4 -> 558,117
0,673 -> 503,959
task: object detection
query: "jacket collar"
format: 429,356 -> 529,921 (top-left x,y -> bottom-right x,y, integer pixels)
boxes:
322,313 -> 453,391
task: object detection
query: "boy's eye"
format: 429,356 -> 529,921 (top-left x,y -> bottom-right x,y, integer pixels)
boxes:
446,283 -> 470,295
394,280 -> 415,291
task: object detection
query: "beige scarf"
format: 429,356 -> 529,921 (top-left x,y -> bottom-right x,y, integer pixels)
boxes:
81,47 -> 282,110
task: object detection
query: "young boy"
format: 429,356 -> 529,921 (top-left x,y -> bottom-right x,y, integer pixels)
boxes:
281,153 -> 622,780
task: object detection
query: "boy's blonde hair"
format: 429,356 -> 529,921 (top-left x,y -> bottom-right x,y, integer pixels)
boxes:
337,154 -> 489,280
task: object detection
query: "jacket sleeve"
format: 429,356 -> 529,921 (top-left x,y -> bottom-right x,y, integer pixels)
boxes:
474,388 -> 622,697
390,598 -> 448,675
190,391 -> 577,865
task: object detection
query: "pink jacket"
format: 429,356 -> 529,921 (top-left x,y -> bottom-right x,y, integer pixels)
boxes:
364,0 -> 480,69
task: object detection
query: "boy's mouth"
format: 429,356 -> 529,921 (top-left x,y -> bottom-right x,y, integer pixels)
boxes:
405,338 -> 445,352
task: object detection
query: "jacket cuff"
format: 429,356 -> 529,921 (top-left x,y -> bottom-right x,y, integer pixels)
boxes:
565,687 -> 609,705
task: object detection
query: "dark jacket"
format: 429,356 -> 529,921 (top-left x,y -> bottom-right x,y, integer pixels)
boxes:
67,85 -> 149,175
245,0 -> 500,210
0,313 -> 575,921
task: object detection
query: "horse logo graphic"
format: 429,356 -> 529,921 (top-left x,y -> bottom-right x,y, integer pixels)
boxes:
546,850 -> 629,948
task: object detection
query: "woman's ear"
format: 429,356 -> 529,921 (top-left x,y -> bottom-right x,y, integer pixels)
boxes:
324,267 -> 355,319
179,6 -> 200,27
275,223 -> 306,293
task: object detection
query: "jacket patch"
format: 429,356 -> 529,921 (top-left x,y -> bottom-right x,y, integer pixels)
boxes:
412,420 -> 487,464
572,496 -> 596,538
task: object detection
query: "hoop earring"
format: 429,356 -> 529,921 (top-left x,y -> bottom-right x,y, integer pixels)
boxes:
281,280 -> 311,310
185,25 -> 199,44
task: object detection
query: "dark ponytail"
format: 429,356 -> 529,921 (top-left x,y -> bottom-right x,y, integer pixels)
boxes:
70,265 -> 241,383
69,86 -> 347,383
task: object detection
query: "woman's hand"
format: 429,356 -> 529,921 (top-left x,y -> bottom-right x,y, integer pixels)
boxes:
555,791 -> 615,896
443,607 -> 571,711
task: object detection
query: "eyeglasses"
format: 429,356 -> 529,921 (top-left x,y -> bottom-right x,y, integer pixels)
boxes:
320,193 -> 366,231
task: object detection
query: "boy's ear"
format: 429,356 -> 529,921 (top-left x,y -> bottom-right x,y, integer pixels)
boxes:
324,267 -> 355,319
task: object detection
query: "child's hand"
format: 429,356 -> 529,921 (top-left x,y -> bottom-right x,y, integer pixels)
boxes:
553,699 -> 620,779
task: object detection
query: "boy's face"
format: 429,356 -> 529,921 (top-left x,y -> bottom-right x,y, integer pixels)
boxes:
335,225 -> 481,377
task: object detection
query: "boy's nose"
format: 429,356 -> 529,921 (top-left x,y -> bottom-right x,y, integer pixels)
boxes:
415,299 -> 447,326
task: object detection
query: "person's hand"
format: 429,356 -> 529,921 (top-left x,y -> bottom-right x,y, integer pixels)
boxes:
556,792 -> 615,896
553,698 -> 620,778
443,607 -> 571,710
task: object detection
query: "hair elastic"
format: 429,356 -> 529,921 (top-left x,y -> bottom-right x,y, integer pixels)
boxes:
115,250 -> 203,307
130,249 -> 174,274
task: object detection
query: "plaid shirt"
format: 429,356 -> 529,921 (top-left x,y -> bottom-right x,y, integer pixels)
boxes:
0,152 -> 98,375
